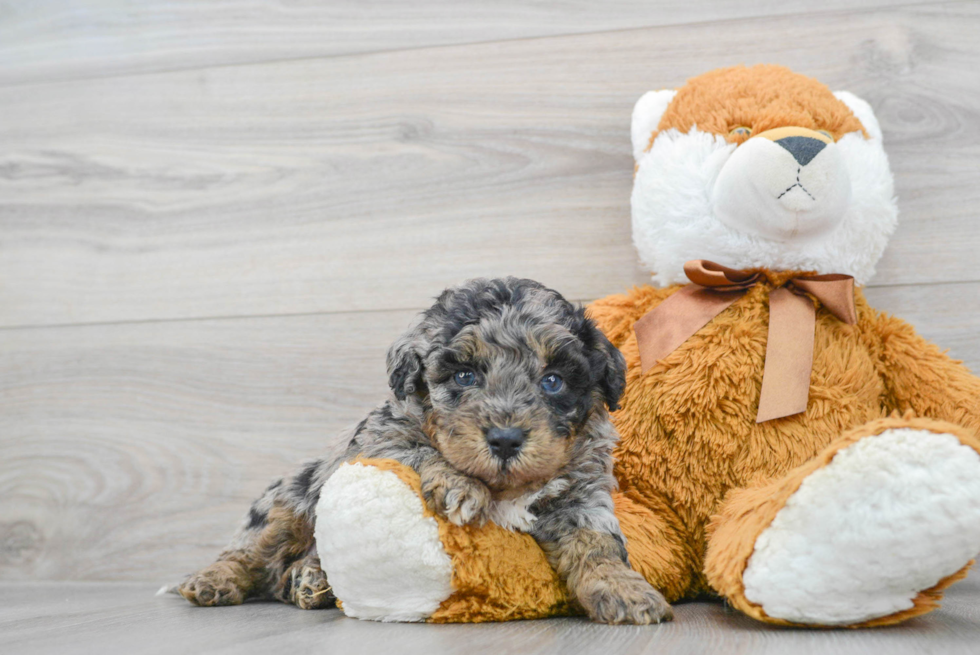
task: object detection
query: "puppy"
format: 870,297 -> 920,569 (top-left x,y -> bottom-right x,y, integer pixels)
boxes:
176,277 -> 672,624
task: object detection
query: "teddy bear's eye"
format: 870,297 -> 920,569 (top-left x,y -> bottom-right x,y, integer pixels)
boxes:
817,129 -> 833,140
729,126 -> 752,137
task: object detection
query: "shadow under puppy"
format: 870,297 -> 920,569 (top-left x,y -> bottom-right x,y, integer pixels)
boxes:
175,277 -> 672,624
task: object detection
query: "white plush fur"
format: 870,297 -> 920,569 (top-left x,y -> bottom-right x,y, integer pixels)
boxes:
742,429 -> 980,625
631,90 -> 677,161
631,91 -> 897,285
315,462 -> 454,622
712,134 -> 852,241
834,91 -> 883,141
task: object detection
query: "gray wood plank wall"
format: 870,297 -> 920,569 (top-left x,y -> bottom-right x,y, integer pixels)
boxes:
1,0 -> 978,582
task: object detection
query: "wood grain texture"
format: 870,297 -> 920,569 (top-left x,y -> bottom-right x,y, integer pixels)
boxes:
2,2 -> 980,328
3,571 -> 980,655
2,0 -> 980,610
1,282 -> 977,582
0,0 -> 934,86
0,310 -> 409,581
864,282 -> 980,367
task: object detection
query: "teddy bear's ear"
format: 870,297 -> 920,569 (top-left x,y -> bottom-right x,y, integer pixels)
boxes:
632,89 -> 678,162
833,91 -> 883,142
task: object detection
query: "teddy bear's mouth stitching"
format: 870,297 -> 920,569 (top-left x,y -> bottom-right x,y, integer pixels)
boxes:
777,166 -> 816,201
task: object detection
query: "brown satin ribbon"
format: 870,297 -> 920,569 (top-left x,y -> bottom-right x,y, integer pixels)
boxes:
634,260 -> 856,423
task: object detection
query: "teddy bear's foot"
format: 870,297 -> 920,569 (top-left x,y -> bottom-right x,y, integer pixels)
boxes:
706,417 -> 980,626
314,460 -> 455,621
315,458 -> 575,622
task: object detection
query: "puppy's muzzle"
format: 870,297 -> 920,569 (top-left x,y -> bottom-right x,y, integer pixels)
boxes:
486,426 -> 525,462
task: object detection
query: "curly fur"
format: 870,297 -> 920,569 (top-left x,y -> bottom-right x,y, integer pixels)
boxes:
174,277 -> 669,624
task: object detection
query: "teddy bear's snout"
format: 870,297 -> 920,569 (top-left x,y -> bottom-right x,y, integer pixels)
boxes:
710,126 -> 852,242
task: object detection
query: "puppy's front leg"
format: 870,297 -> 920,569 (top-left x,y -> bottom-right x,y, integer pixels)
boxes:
418,455 -> 492,527
541,527 -> 673,624
356,425 -> 492,527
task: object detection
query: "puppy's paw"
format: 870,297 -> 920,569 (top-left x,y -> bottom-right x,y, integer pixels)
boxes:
421,470 -> 492,526
178,561 -> 250,607
291,564 -> 335,610
580,569 -> 673,625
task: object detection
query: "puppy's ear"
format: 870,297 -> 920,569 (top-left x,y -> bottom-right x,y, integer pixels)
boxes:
576,310 -> 627,411
386,323 -> 428,401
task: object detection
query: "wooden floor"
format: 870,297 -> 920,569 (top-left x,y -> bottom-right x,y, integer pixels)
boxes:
3,570 -> 980,655
2,0 -> 980,651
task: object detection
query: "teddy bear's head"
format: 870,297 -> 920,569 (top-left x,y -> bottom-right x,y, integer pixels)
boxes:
631,65 -> 897,286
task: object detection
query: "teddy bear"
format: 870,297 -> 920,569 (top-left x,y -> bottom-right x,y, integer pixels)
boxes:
313,65 -> 980,627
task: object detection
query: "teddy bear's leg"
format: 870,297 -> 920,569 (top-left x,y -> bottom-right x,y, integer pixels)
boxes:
313,459 -> 455,621
315,458 -> 573,622
704,416 -> 980,627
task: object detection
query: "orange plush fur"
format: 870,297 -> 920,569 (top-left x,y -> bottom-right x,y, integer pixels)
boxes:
385,275 -> 980,625
329,66 -> 980,627
649,64 -> 866,149
590,275 -> 980,615
359,457 -> 575,622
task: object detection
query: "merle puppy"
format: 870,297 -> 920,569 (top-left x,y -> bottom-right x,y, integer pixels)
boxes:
176,277 -> 672,624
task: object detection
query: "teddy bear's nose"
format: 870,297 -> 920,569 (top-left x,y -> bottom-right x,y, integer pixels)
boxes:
775,136 -> 827,167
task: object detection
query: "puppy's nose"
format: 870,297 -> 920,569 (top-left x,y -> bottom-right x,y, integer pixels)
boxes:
775,136 -> 826,167
486,427 -> 525,462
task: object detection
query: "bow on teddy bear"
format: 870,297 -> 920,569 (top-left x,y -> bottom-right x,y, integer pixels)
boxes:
314,65 -> 980,628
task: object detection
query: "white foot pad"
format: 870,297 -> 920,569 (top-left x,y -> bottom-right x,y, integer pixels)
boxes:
742,429 -> 980,625
315,462 -> 454,621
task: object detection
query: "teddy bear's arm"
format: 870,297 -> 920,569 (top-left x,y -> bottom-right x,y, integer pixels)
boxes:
350,410 -> 494,526
587,286 -> 679,349
874,312 -> 980,435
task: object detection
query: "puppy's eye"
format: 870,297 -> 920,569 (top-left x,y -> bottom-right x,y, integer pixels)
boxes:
454,370 -> 476,387
729,126 -> 752,137
540,373 -> 563,394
